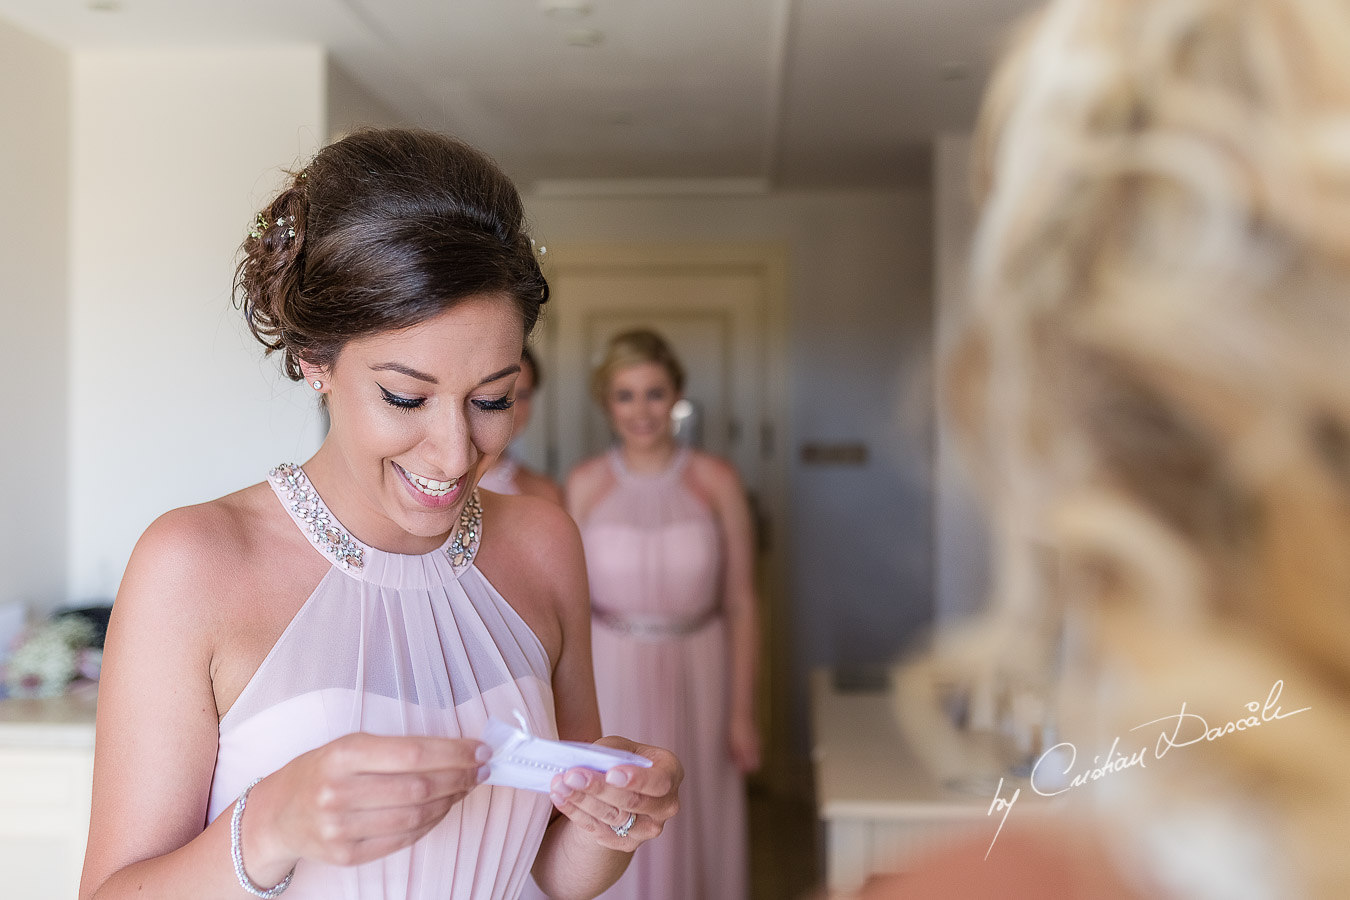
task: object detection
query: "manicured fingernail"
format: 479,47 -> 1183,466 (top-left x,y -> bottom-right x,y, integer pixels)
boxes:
606,769 -> 630,787
477,765 -> 491,782
475,745 -> 492,764
550,791 -> 568,807
564,771 -> 588,790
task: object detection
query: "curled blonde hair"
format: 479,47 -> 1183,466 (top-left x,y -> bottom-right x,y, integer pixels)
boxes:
911,0 -> 1350,895
590,329 -> 686,405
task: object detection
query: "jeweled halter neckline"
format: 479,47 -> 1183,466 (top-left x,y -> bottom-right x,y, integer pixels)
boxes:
268,463 -> 482,576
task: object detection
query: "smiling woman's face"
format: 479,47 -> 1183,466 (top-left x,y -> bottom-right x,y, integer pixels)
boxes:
307,294 -> 524,550
604,361 -> 679,452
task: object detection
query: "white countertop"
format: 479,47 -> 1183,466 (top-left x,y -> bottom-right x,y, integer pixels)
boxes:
809,668 -> 1008,822
0,685 -> 98,749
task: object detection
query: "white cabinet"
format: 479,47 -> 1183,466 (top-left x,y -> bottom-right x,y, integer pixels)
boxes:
810,669 -> 995,893
0,691 -> 97,900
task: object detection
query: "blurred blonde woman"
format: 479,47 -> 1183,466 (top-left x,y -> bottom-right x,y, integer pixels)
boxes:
479,347 -> 564,503
866,0 -> 1350,897
566,329 -> 760,900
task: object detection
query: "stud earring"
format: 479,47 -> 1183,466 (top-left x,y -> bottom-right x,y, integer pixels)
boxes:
312,380 -> 322,390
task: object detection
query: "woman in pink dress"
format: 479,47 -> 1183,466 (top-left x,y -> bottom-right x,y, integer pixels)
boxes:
478,348 -> 563,504
566,329 -> 761,900
79,130 -> 681,900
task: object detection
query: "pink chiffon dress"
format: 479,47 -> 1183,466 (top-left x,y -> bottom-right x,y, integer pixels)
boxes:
579,448 -> 748,900
206,463 -> 556,900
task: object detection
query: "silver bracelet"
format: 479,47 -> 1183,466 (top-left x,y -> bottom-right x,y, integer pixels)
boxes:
231,777 -> 295,898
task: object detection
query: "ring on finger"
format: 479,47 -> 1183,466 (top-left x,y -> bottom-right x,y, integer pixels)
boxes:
611,811 -> 637,838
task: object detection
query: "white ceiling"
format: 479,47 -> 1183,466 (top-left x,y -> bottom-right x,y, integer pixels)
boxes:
0,0 -> 1037,189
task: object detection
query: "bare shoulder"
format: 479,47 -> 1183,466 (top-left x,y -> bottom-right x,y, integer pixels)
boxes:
563,454 -> 616,521
565,453 -> 611,492
112,480 -> 314,660
481,489 -> 583,564
117,483 -> 270,627
515,465 -> 564,505
476,491 -> 587,670
686,450 -> 744,501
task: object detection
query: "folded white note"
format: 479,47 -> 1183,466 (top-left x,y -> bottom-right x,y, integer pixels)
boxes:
481,714 -> 652,794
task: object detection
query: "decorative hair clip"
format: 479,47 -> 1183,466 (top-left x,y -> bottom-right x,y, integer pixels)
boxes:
249,214 -> 297,241
530,238 -> 547,257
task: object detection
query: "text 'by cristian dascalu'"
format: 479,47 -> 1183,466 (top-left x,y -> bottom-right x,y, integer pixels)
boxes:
983,679 -> 1310,859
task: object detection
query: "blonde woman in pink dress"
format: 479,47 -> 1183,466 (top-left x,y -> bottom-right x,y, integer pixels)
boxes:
478,348 -> 563,505
566,329 -> 760,900
79,130 -> 681,900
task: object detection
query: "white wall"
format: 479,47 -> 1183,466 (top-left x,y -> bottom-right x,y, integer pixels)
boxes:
932,133 -> 991,625
522,189 -> 935,747
326,60 -> 406,142
0,19 -> 69,616
68,46 -> 328,601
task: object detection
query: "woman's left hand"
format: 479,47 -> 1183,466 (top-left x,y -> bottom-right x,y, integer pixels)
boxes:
547,736 -> 682,850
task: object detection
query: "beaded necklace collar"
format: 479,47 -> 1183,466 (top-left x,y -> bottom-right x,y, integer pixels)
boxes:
267,463 -> 482,575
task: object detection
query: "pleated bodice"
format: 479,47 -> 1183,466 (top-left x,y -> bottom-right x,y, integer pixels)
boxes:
207,464 -> 555,900
581,448 -> 722,627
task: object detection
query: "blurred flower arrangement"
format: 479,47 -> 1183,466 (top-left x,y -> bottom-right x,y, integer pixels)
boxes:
2,614 -> 104,699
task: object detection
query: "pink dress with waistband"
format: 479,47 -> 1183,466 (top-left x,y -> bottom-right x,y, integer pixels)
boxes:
578,447 -> 748,900
206,464 -> 556,900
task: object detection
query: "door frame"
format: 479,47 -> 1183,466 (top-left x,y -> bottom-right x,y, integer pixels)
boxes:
538,241 -> 796,796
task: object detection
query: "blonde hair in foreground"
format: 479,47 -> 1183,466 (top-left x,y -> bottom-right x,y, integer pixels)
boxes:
906,0 -> 1350,896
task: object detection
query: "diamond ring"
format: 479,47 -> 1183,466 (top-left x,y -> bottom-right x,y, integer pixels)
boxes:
611,812 -> 637,838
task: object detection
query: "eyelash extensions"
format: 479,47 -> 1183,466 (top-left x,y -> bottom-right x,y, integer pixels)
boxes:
379,385 -> 425,410
474,396 -> 515,412
378,384 -> 514,413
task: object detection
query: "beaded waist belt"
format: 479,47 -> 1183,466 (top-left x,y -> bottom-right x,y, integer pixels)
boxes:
591,605 -> 721,638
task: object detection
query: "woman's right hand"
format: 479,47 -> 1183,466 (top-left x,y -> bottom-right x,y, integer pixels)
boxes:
242,733 -> 491,880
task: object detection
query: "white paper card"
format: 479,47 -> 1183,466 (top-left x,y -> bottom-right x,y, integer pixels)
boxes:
481,715 -> 652,794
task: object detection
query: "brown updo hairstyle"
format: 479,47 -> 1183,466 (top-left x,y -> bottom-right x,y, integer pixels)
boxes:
235,128 -> 549,381
590,328 -> 685,405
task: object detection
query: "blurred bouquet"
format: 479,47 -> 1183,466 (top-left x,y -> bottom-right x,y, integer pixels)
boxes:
3,615 -> 103,698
